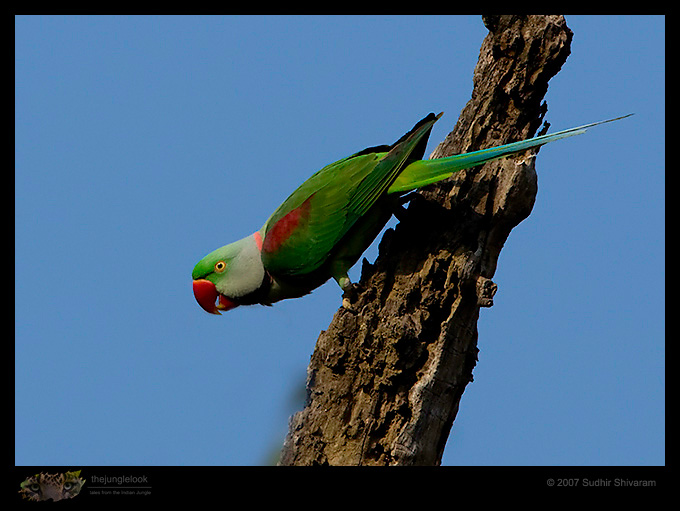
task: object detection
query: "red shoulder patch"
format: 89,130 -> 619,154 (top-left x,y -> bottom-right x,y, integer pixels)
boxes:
253,231 -> 263,251
263,195 -> 313,254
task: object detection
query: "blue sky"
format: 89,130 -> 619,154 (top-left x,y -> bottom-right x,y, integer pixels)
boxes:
15,15 -> 664,466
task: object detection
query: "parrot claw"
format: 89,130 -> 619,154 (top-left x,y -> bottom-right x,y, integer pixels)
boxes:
341,282 -> 362,310
398,191 -> 421,205
394,192 -> 426,222
334,273 -> 357,309
393,203 -> 408,222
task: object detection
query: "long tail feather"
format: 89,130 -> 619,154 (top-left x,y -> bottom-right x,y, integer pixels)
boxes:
388,114 -> 633,194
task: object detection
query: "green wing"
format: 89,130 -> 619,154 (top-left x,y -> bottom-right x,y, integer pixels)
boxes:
260,113 -> 442,277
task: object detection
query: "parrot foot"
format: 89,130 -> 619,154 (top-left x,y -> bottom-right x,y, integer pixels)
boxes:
393,204 -> 408,222
341,282 -> 361,310
398,191 -> 416,203
335,273 -> 362,309
394,192 -> 425,221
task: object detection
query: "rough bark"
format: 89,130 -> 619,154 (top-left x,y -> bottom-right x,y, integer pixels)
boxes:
279,15 -> 573,466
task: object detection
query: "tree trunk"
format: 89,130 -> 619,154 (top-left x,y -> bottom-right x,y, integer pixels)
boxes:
279,15 -> 573,466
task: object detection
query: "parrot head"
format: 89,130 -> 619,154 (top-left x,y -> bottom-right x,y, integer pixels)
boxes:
191,233 -> 266,314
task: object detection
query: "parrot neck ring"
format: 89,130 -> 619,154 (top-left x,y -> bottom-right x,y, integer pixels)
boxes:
192,279 -> 239,314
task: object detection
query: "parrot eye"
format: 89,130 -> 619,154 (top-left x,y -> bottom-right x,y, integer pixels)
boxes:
214,261 -> 227,273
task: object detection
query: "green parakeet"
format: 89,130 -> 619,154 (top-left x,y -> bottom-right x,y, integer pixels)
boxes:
192,112 -> 630,314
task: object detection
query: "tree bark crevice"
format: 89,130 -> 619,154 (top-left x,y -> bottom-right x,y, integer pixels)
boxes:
279,15 -> 573,466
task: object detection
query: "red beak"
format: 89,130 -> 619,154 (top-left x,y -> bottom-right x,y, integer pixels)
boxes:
192,279 -> 238,314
